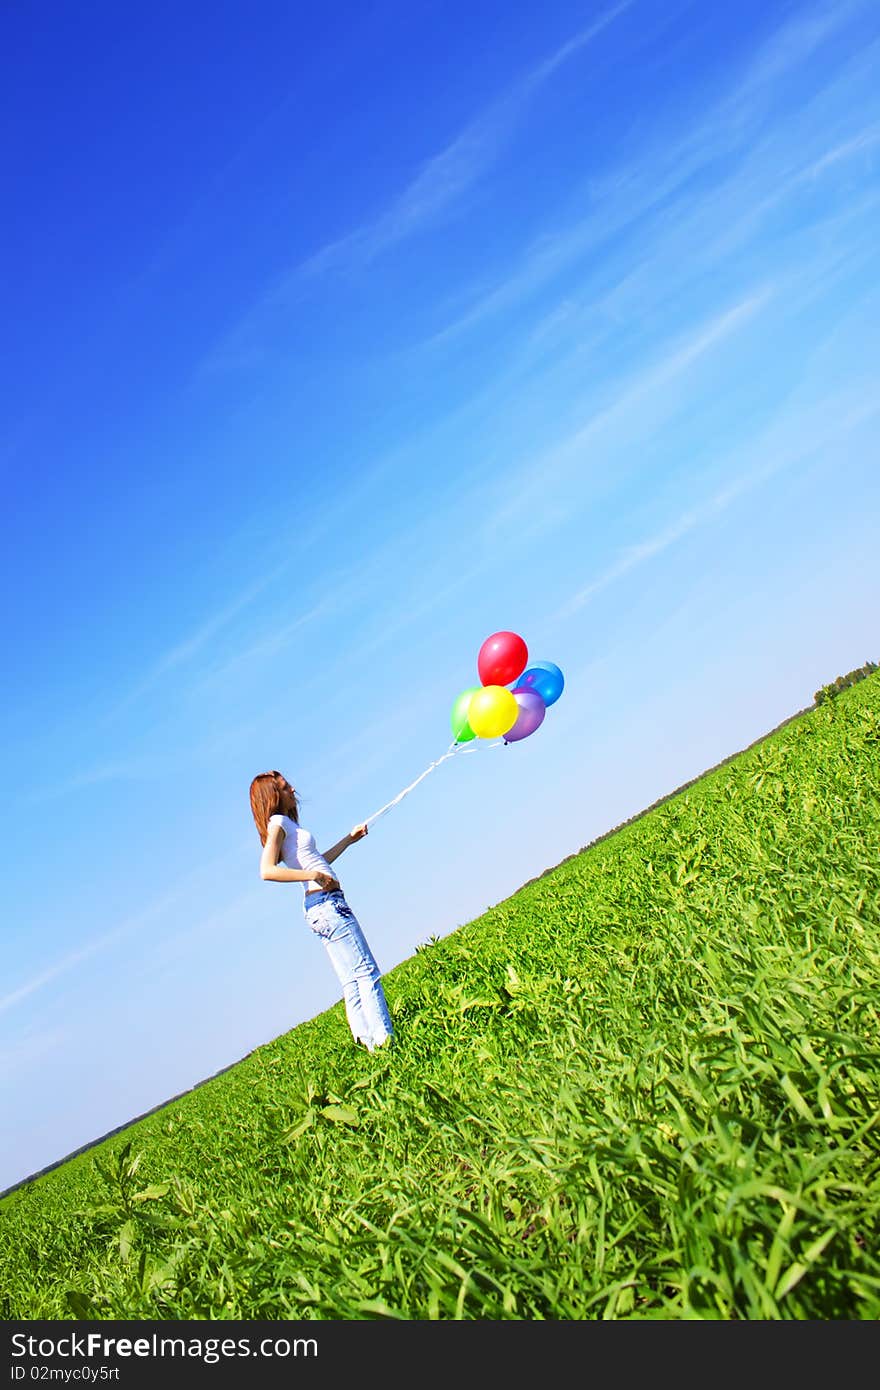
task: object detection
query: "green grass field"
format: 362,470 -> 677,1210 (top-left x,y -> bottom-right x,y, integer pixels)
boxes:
2,673 -> 878,1320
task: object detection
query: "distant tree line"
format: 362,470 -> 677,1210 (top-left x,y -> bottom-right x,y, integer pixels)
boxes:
814,661 -> 878,706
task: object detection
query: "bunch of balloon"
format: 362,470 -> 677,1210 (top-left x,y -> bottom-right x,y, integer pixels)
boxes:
449,631 -> 564,745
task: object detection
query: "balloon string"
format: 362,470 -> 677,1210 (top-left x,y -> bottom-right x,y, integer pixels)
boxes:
363,737 -> 506,829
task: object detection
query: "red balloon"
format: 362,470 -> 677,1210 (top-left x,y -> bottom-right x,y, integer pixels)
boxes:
477,631 -> 528,687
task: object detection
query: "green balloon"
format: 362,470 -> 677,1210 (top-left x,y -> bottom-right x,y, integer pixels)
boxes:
450,687 -> 479,742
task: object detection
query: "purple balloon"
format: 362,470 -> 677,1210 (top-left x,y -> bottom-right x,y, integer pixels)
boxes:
503,689 -> 546,743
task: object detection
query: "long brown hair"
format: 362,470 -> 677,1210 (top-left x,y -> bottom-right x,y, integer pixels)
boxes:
249,770 -> 299,846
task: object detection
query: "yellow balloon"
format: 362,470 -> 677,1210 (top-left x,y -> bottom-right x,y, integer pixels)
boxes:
467,684 -> 518,738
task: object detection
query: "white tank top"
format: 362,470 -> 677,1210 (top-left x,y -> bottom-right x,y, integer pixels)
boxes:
268,814 -> 336,895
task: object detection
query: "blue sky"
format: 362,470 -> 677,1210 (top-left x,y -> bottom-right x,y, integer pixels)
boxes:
2,0 -> 878,1193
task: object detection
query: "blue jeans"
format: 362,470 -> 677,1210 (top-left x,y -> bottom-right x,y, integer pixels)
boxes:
303,890 -> 393,1050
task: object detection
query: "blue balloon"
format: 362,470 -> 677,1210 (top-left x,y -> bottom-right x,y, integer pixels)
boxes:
514,661 -> 564,707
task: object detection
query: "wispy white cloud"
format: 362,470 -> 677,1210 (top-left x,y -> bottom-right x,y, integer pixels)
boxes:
0,852 -> 253,1018
183,594 -> 337,700
299,3 -> 633,278
480,289 -> 772,547
554,380 -> 880,620
800,120 -> 880,179
199,4 -> 632,374
424,2 -> 872,346
256,297 -> 773,717
103,564 -> 291,723
737,0 -> 864,96
477,109 -> 879,406
0,935 -> 125,1018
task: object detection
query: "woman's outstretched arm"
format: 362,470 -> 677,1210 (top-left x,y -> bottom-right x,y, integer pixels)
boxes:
322,823 -> 368,865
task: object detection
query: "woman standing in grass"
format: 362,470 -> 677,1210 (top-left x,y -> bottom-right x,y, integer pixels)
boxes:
249,770 -> 394,1053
